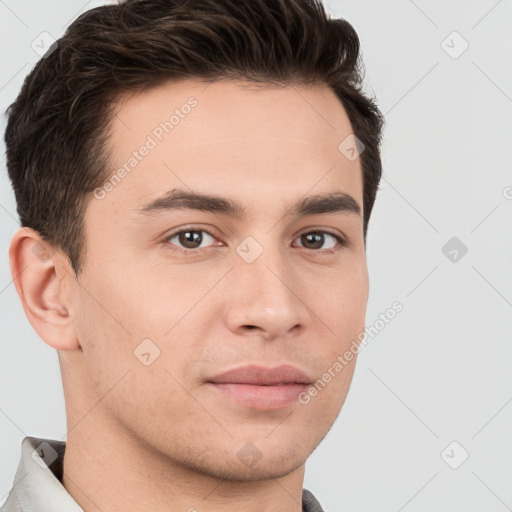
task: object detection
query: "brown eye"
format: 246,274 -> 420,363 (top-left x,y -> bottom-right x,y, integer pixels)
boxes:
165,228 -> 217,252
295,231 -> 345,252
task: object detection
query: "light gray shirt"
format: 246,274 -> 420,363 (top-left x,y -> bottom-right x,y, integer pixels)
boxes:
1,437 -> 325,512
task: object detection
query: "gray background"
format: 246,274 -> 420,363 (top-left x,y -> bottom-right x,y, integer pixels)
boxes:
1,0 -> 511,510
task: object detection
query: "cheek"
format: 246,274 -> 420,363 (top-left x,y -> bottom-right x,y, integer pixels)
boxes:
75,257 -> 163,339
71,272 -> 140,393
73,297 -> 122,392
307,263 -> 368,395
71,267 -> 199,395
84,254 -> 212,341
321,263 -> 369,329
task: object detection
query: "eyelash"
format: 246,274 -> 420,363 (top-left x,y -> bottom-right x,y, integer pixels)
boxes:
162,226 -> 346,255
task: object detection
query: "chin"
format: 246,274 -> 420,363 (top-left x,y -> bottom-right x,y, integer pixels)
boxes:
205,453 -> 306,482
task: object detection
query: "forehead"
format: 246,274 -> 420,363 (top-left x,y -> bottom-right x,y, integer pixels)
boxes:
97,79 -> 363,218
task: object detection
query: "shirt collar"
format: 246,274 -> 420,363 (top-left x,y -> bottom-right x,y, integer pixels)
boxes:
2,436 -> 83,512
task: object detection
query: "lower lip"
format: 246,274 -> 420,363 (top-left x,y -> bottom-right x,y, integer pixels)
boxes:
206,382 -> 309,410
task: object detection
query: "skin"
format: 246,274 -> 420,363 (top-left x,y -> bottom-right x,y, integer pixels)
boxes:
9,79 -> 369,512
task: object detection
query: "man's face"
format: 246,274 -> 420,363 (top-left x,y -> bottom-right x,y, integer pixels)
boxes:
67,79 -> 368,480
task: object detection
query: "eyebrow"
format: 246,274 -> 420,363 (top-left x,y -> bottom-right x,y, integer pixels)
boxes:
136,188 -> 361,219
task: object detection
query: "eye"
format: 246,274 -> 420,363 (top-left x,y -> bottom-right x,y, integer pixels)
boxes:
164,227 -> 219,253
163,227 -> 346,255
294,230 -> 345,253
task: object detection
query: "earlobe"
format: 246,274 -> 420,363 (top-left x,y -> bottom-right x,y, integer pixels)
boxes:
8,227 -> 81,351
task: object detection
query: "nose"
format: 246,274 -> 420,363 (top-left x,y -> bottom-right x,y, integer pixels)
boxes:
224,243 -> 309,341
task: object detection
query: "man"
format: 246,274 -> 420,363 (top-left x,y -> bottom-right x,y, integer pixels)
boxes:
2,0 -> 384,510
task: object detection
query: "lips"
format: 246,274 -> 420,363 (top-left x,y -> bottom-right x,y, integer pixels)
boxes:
205,364 -> 314,410
206,364 -> 314,386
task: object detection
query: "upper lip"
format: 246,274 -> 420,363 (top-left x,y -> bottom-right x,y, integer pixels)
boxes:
207,364 -> 313,385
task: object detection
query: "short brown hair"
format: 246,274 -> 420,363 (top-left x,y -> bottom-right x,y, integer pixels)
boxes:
4,0 -> 384,276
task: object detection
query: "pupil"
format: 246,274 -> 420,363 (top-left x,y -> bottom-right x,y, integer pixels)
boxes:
303,232 -> 323,249
180,231 -> 202,248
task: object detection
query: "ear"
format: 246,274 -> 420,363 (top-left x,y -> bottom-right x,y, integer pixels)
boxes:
9,227 -> 81,351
